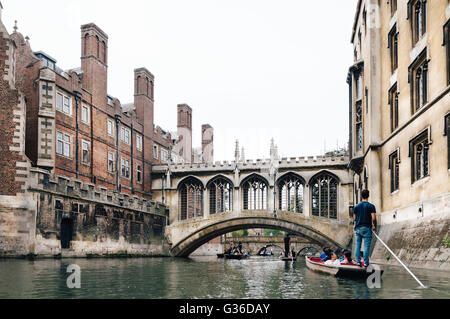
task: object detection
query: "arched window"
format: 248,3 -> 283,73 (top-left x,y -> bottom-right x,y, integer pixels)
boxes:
311,172 -> 338,219
242,175 -> 268,210
179,177 -> 203,220
150,81 -> 154,100
208,177 -> 233,214
278,173 -> 304,213
102,41 -> 106,63
96,36 -> 100,58
84,33 -> 89,56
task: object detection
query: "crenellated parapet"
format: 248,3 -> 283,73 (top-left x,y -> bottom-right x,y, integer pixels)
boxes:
153,155 -> 349,173
27,168 -> 168,217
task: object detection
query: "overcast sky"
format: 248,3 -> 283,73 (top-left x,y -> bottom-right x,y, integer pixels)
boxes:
2,0 -> 357,161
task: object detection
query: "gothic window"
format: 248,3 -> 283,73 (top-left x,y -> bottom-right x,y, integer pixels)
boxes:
356,101 -> 363,152
408,0 -> 427,45
311,173 -> 338,219
389,150 -> 400,193
409,50 -> 428,113
179,177 -> 203,220
388,25 -> 398,73
389,84 -> 399,132
96,36 -> 100,58
409,130 -> 430,183
102,41 -> 106,63
208,177 -> 233,215
391,0 -> 397,17
84,34 -> 89,56
278,173 -> 304,213
444,21 -> 450,85
242,175 -> 268,211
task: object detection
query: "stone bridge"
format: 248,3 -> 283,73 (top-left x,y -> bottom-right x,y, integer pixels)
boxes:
151,155 -> 355,257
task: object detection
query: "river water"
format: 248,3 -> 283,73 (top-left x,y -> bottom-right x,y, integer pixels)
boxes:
0,256 -> 448,299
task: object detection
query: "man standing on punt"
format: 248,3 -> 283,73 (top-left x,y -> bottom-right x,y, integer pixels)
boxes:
353,190 -> 377,268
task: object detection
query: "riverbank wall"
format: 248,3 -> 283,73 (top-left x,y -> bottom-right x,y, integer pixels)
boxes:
0,169 -> 171,258
369,193 -> 450,271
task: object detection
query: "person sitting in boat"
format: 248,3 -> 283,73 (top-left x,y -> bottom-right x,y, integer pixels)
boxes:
238,242 -> 243,254
320,247 -> 333,262
324,253 -> 341,267
342,251 -> 354,264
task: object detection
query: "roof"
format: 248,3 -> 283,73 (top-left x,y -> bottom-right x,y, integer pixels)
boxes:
34,51 -> 57,63
122,103 -> 135,113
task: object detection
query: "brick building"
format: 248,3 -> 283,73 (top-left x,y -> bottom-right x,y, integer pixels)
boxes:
0,2 -> 214,257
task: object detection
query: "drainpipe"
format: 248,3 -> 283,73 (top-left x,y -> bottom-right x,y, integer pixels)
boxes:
347,74 -> 353,160
115,114 -> 121,191
73,91 -> 82,179
131,122 -> 134,194
162,174 -> 165,204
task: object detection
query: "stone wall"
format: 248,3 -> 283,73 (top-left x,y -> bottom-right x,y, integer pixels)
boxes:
369,192 -> 450,271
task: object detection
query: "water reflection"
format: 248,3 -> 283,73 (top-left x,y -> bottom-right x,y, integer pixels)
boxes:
0,257 -> 448,299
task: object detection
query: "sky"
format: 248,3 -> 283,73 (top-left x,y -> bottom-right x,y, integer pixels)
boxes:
2,0 -> 357,161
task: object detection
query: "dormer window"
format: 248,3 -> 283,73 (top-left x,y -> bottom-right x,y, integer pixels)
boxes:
34,51 -> 56,70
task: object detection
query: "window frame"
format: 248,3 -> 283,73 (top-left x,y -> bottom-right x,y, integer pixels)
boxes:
56,131 -> 71,158
107,152 -> 115,173
120,127 -> 130,145
409,128 -> 431,183
81,105 -> 90,124
390,0 -> 397,17
408,49 -> 428,114
136,135 -> 143,151
153,145 -> 159,159
136,164 -> 142,184
408,0 -> 427,46
389,83 -> 399,132
389,149 -> 400,193
56,92 -> 72,116
81,139 -> 90,164
121,157 -> 130,179
445,114 -> 450,170
388,24 -> 399,73
107,118 -> 114,137
444,20 -> 450,86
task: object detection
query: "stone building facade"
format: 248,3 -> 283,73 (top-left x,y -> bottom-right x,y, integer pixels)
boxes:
348,0 -> 450,269
0,3 -> 212,257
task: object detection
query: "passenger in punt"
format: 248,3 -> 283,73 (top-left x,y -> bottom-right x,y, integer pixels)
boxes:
320,248 -> 333,262
324,253 -> 341,266
342,251 -> 355,264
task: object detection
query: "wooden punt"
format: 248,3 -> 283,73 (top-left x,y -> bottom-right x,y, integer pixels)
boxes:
225,254 -> 250,260
305,256 -> 384,279
280,256 -> 297,261
217,253 -> 225,259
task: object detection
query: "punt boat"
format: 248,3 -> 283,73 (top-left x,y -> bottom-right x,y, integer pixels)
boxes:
225,254 -> 250,260
305,256 -> 384,279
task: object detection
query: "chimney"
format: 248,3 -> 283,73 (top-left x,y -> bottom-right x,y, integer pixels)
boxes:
202,124 -> 214,164
134,68 -> 154,133
80,23 -> 108,108
177,104 -> 193,163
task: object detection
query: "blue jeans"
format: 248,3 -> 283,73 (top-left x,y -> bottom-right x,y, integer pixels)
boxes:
355,226 -> 372,266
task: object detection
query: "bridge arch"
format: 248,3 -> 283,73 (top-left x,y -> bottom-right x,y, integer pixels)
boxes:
170,216 -> 346,257
256,244 -> 284,255
276,171 -> 305,184
307,170 -> 340,186
176,175 -> 206,190
206,174 -> 234,188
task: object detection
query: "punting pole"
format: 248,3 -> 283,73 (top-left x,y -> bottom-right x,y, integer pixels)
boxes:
372,230 -> 427,288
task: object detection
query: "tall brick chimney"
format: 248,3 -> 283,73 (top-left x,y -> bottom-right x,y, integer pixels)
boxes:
201,124 -> 214,163
80,23 -> 108,108
134,68 -> 154,133
177,104 -> 192,163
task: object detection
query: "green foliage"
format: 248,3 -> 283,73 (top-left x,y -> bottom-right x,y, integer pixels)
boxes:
442,236 -> 450,248
231,229 -> 249,237
385,255 -> 391,261
263,229 -> 284,237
